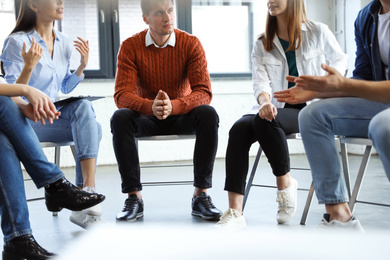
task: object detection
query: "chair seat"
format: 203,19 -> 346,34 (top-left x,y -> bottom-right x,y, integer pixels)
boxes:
136,135 -> 196,141
340,137 -> 373,146
40,141 -> 75,148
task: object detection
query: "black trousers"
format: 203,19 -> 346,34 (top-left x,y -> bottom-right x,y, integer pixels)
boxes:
110,105 -> 219,193
224,107 -> 303,195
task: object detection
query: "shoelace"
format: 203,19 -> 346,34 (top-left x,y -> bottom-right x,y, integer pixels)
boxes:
218,211 -> 235,225
276,191 -> 289,209
123,198 -> 138,211
199,196 -> 215,209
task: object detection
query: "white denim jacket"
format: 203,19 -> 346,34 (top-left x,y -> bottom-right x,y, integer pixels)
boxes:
249,21 -> 348,114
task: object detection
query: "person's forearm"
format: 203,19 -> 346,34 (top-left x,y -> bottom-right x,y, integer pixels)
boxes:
0,83 -> 29,97
0,83 -> 29,108
75,64 -> 86,78
16,65 -> 34,85
341,79 -> 390,103
258,92 -> 271,105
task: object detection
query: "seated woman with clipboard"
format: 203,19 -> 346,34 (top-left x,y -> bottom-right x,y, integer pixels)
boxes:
0,0 -> 104,229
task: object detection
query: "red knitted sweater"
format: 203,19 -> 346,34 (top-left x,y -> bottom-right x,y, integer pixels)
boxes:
114,29 -> 212,116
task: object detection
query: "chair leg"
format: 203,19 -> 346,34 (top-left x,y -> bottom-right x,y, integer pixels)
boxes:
70,145 -> 77,161
54,146 -> 61,167
349,145 -> 373,213
340,141 -> 352,198
300,181 -> 315,225
243,147 -> 263,211
53,146 -> 61,217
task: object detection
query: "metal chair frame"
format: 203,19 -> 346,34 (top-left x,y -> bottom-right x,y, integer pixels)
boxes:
135,135 -> 196,187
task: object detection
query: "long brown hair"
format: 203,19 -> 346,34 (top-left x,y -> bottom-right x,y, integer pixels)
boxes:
1,0 -> 37,75
262,0 -> 308,52
11,0 -> 38,35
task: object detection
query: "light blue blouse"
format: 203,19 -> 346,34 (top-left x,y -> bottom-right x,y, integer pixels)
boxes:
0,29 -> 84,101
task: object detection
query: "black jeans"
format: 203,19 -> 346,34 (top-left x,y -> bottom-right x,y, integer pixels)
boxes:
111,105 -> 219,193
224,107 -> 303,195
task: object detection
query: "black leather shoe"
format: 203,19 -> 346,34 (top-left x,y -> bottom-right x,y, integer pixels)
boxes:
192,192 -> 222,221
45,177 -> 105,212
116,194 -> 144,222
2,234 -> 55,260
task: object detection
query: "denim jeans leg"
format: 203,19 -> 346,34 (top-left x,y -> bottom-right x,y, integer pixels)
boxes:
30,99 -> 101,187
299,97 -> 390,205
0,131 -> 32,242
368,108 -> 390,181
0,96 -> 63,188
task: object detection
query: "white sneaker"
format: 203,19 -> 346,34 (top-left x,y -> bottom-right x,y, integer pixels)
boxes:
82,186 -> 103,217
70,211 -> 105,229
276,178 -> 298,224
318,214 -> 365,233
215,208 -> 246,231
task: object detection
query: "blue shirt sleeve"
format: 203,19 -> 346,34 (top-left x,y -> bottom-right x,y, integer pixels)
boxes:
0,36 -> 24,84
60,37 -> 84,94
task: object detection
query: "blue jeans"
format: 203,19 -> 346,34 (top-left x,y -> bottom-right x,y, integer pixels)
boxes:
299,98 -> 390,204
0,96 -> 64,242
29,99 -> 102,187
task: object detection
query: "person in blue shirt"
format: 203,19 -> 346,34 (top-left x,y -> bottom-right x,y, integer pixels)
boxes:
0,79 -> 105,259
274,0 -> 390,231
0,0 -> 104,228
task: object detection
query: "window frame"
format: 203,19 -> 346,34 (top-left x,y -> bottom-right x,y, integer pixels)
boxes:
13,0 -> 253,79
14,0 -> 120,79
180,1 -> 254,79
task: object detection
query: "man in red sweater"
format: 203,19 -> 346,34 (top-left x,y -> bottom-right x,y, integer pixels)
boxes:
111,0 -> 222,222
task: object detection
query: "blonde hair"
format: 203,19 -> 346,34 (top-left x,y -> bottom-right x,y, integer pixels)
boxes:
262,0 -> 308,52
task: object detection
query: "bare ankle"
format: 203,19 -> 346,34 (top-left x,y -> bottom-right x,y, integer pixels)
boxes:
276,173 -> 291,190
128,191 -> 142,199
325,203 -> 353,222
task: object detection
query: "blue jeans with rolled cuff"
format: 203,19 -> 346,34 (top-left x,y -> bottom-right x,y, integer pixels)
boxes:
299,97 -> 390,205
0,96 -> 64,242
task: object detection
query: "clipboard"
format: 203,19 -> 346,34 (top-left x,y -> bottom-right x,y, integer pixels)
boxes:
54,96 -> 104,110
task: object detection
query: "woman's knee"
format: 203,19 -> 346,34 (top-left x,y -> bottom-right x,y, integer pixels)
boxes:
71,99 -> 97,120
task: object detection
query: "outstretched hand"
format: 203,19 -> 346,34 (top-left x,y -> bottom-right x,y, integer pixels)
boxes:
274,86 -> 317,104
286,63 -> 346,92
74,37 -> 89,69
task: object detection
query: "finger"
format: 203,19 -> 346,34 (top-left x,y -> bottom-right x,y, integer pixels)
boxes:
321,63 -> 338,76
157,90 -> 164,100
38,108 -> 48,120
162,91 -> 169,100
286,75 -> 299,83
76,37 -> 87,44
273,92 -> 291,99
41,118 -> 46,125
48,101 -> 57,115
55,111 -> 61,120
155,100 -> 164,106
22,42 -> 27,55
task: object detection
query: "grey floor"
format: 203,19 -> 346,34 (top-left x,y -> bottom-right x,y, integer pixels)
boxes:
9,154 -> 390,254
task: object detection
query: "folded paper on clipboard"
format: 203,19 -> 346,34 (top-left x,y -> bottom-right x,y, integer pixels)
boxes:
54,96 -> 104,110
